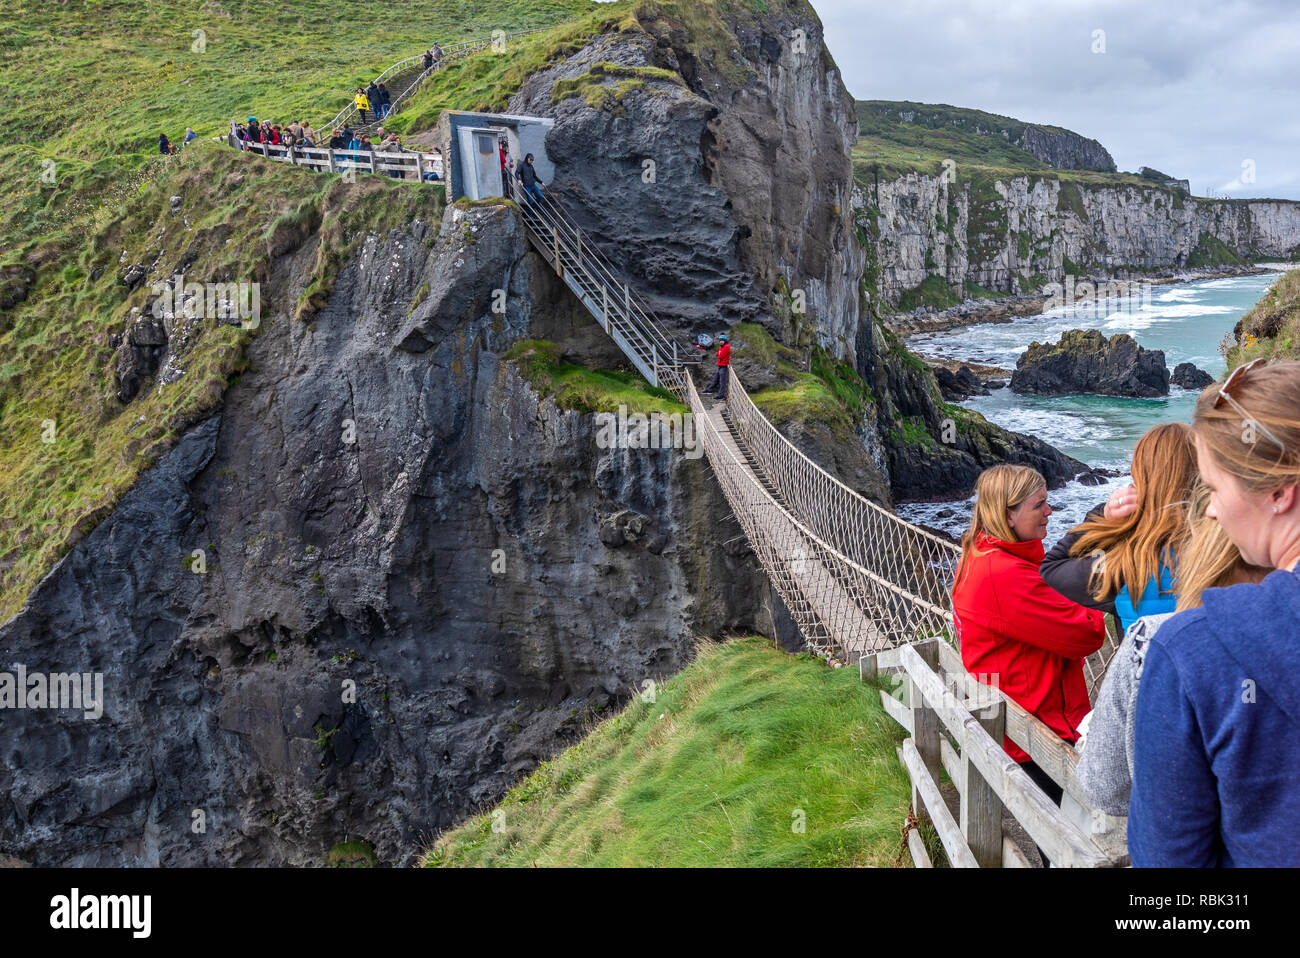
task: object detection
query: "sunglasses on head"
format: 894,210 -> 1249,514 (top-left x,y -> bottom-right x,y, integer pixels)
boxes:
1214,357 -> 1289,461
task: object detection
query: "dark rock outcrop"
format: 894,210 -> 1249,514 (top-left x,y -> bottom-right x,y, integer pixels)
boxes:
875,330 -> 1097,501
933,364 -> 989,401
1171,361 -> 1214,391
1018,125 -> 1116,173
509,5 -> 864,356
0,202 -> 780,867
1011,329 -> 1169,397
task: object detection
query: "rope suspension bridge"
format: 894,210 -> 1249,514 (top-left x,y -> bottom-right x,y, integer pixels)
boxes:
509,166 -> 962,660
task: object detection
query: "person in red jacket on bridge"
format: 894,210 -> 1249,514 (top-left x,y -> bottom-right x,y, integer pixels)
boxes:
706,333 -> 730,400
950,464 -> 1105,862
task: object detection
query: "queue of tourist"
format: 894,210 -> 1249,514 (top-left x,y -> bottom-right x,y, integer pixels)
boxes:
951,358 -> 1300,867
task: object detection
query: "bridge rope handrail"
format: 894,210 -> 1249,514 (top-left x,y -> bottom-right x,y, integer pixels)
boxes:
685,373 -> 955,654
722,372 -> 960,625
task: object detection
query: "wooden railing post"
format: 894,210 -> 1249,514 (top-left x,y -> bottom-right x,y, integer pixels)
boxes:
552,227 -> 562,277
910,640 -> 941,826
601,284 -> 610,332
328,151 -> 337,174
961,685 -> 1006,868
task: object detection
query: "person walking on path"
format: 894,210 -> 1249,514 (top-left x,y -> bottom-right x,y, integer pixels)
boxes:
951,464 -> 1106,865
1129,359 -> 1300,867
705,333 -> 730,400
354,88 -> 370,124
516,153 -> 545,204
1041,423 -> 1198,632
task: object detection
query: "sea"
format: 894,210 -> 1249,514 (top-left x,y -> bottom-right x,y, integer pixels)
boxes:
896,265 -> 1291,542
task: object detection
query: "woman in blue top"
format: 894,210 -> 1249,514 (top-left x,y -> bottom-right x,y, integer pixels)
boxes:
1042,422 -> 1199,632
1130,358 -> 1300,866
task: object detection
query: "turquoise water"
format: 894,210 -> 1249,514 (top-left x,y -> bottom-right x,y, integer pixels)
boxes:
897,267 -> 1288,539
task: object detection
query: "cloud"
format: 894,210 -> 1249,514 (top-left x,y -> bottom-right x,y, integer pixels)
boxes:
814,0 -> 1300,200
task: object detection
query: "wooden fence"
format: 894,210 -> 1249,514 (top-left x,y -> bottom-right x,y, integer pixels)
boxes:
242,140 -> 444,182
862,638 -> 1128,868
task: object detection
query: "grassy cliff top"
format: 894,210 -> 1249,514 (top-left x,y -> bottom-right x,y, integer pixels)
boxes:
0,142 -> 445,620
855,99 -> 1166,193
1,0 -> 605,161
425,636 -> 927,866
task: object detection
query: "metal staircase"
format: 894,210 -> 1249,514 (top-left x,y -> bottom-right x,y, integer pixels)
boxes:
506,171 -> 694,388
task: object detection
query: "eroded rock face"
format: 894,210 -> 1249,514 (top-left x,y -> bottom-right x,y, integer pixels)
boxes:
0,203 -> 777,866
871,172 -> 1300,305
508,6 -> 864,358
1011,329 -> 1170,397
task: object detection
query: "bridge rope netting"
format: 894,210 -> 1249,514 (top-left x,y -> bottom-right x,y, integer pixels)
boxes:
673,368 -> 961,658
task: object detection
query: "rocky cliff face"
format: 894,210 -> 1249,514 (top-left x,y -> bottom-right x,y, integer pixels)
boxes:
0,202 -> 781,866
871,172 -> 1300,305
1018,125 -> 1116,173
509,3 -> 863,360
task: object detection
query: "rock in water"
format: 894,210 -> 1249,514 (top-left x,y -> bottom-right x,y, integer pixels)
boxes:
1010,329 -> 1169,397
1171,361 -> 1214,390
934,364 -> 989,401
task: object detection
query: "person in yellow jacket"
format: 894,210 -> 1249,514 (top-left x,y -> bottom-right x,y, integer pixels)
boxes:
354,88 -> 371,123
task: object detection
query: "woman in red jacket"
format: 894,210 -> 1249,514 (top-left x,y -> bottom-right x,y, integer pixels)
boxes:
951,465 -> 1106,816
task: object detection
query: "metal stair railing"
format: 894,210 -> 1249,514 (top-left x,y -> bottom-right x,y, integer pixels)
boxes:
506,168 -> 696,387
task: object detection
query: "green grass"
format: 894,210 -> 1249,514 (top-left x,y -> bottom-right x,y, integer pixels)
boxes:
424,636 -> 923,867
738,321 -> 875,441
0,0 -> 603,162
727,321 -> 802,372
550,61 -> 684,117
1229,267 -> 1300,365
327,840 -> 378,867
1187,231 -> 1246,269
382,9 -> 628,133
856,100 -> 1060,172
505,339 -> 686,414
896,275 -> 960,312
0,142 -> 445,620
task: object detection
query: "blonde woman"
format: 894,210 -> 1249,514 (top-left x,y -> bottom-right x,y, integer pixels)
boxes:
1075,485 -> 1270,816
951,466 -> 1107,808
1130,359 -> 1300,866
1041,423 -> 1199,631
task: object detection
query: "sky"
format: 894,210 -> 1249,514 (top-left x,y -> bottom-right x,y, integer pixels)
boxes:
813,0 -> 1300,200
